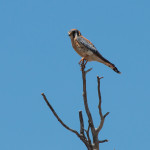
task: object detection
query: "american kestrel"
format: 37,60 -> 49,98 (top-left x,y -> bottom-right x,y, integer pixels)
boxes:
68,29 -> 121,74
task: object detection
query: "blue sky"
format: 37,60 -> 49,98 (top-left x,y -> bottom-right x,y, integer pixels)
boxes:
0,0 -> 150,150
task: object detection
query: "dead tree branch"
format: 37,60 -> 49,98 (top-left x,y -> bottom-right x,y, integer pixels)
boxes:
80,63 -> 110,150
98,139 -> 108,143
80,64 -> 98,145
96,76 -> 110,135
86,120 -> 92,148
41,93 -> 79,135
41,93 -> 89,148
41,62 -> 110,150
79,111 -> 85,136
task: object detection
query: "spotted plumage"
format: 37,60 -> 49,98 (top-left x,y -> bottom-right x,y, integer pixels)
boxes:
68,29 -> 121,74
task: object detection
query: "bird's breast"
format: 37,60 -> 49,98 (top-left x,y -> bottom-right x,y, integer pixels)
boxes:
71,39 -> 89,57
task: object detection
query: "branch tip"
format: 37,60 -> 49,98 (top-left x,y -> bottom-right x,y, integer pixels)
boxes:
97,76 -> 104,80
99,139 -> 109,143
104,112 -> 110,118
85,68 -> 93,74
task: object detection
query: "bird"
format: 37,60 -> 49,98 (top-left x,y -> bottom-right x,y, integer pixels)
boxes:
68,29 -> 121,74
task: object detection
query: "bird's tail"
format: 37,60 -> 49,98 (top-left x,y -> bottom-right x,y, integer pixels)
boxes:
111,65 -> 121,74
106,62 -> 121,74
96,53 -> 121,74
97,58 -> 121,74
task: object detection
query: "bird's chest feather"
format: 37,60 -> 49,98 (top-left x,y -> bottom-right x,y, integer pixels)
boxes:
71,39 -> 88,57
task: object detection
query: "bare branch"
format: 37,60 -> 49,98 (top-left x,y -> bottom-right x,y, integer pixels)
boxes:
86,120 -> 92,144
96,112 -> 109,134
98,139 -> 109,143
96,76 -> 109,135
41,92 -> 91,149
83,120 -> 93,150
96,118 -> 104,134
41,93 -> 80,136
97,76 -> 103,119
81,64 -> 96,140
85,68 -> 93,74
79,111 -> 85,136
104,112 -> 110,118
42,63 -> 110,150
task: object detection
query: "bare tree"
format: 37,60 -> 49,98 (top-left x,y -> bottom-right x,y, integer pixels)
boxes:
41,63 -> 109,150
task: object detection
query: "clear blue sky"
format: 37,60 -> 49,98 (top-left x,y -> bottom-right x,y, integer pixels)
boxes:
0,0 -> 150,150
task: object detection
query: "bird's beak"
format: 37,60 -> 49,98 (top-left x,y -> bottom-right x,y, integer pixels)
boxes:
68,32 -> 71,36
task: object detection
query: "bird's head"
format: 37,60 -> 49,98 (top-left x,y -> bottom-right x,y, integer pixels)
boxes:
68,29 -> 81,38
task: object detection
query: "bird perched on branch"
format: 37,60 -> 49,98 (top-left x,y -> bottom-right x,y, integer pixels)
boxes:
68,29 -> 121,74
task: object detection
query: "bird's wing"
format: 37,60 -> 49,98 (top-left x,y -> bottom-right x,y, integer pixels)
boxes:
76,36 -> 97,54
76,36 -> 111,63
